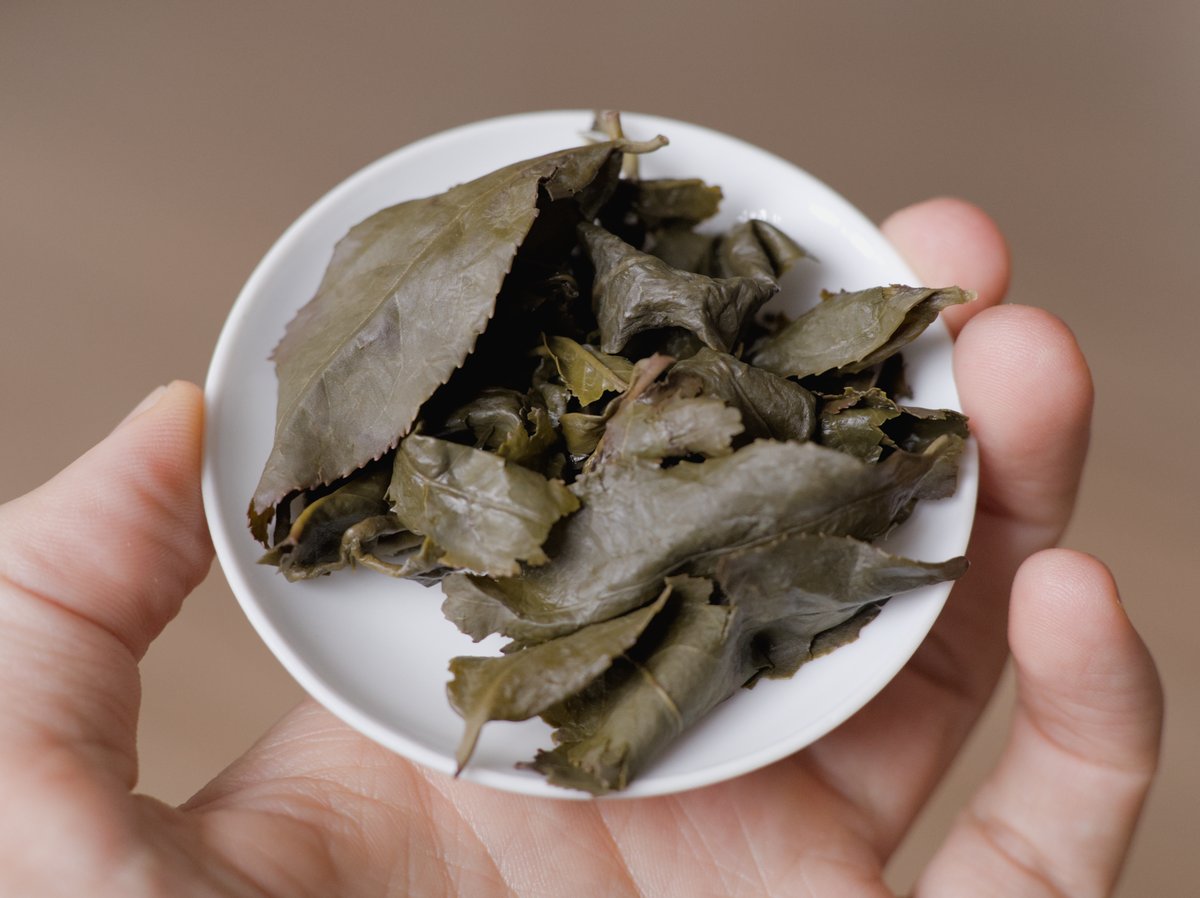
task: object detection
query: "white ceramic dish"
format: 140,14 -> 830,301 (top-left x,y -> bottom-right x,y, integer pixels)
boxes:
202,110 -> 978,799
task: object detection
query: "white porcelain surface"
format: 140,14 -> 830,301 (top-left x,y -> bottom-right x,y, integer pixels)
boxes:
202,111 -> 978,799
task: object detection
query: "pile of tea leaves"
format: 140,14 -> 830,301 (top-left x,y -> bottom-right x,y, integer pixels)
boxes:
249,113 -> 971,794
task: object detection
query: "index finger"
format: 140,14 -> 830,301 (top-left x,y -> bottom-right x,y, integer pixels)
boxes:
800,202 -> 1092,858
882,197 -> 1011,336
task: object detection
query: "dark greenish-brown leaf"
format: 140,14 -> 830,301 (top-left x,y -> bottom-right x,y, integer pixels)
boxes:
643,226 -> 717,274
716,533 -> 967,679
347,524 -> 448,582
809,604 -> 884,659
713,219 -> 809,283
581,222 -> 779,354
559,411 -> 608,459
527,576 -> 742,795
530,356 -> 572,426
562,353 -> 675,464
388,433 -> 579,577
818,388 -> 903,462
258,465 -> 391,580
631,179 -> 723,227
751,285 -> 972,378
593,393 -> 742,465
819,388 -> 970,462
447,586 -> 671,772
529,534 -> 964,794
441,435 -> 963,645
250,137 -> 664,523
442,388 -> 559,470
883,405 -> 970,454
667,347 -> 816,442
540,335 -> 635,406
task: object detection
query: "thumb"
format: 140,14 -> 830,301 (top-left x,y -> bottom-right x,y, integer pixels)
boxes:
0,381 -> 212,786
915,550 -> 1162,897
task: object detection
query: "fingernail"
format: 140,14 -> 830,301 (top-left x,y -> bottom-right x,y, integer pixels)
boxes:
117,384 -> 168,429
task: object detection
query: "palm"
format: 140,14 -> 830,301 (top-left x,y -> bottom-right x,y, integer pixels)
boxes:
0,200 -> 1158,898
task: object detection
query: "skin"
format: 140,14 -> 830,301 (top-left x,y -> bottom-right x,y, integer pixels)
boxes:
0,198 -> 1162,897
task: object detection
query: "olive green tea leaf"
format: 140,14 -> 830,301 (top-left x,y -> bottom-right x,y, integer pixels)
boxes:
346,524 -> 448,582
441,436 -> 962,645
528,575 -> 744,794
631,179 -> 724,228
388,433 -> 579,578
818,388 -> 903,462
594,393 -> 742,465
643,226 -> 717,274
447,587 -> 671,772
443,388 -> 560,470
716,533 -> 967,679
258,465 -> 391,580
751,285 -> 972,378
559,411 -> 609,459
541,335 -> 635,406
713,219 -> 809,283
530,531 -> 964,793
250,137 -> 665,522
667,347 -> 816,442
580,222 -> 779,354
882,405 -> 970,454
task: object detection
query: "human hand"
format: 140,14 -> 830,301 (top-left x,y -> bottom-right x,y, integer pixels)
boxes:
0,198 -> 1161,897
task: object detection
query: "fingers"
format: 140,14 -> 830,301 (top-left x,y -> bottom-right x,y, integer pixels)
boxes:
882,197 -> 1011,336
802,304 -> 1094,855
915,550 -> 1162,897
0,382 -> 211,785
957,305 -> 1093,537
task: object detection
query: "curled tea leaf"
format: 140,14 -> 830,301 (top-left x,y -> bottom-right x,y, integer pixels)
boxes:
667,347 -> 816,443
388,433 -> 579,578
527,576 -> 740,795
448,586 -> 671,772
716,533 -> 967,679
581,222 -> 779,354
751,285 -> 973,378
540,335 -> 635,406
259,464 -> 391,580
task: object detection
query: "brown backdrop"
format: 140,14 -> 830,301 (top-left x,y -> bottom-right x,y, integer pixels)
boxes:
2,2 -> 1195,893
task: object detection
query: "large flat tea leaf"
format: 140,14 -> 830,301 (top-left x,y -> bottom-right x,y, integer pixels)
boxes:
751,285 -> 972,378
441,435 -> 963,644
388,433 -> 579,578
250,138 -> 662,521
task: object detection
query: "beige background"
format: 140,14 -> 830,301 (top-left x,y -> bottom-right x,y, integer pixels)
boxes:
2,2 -> 1196,894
